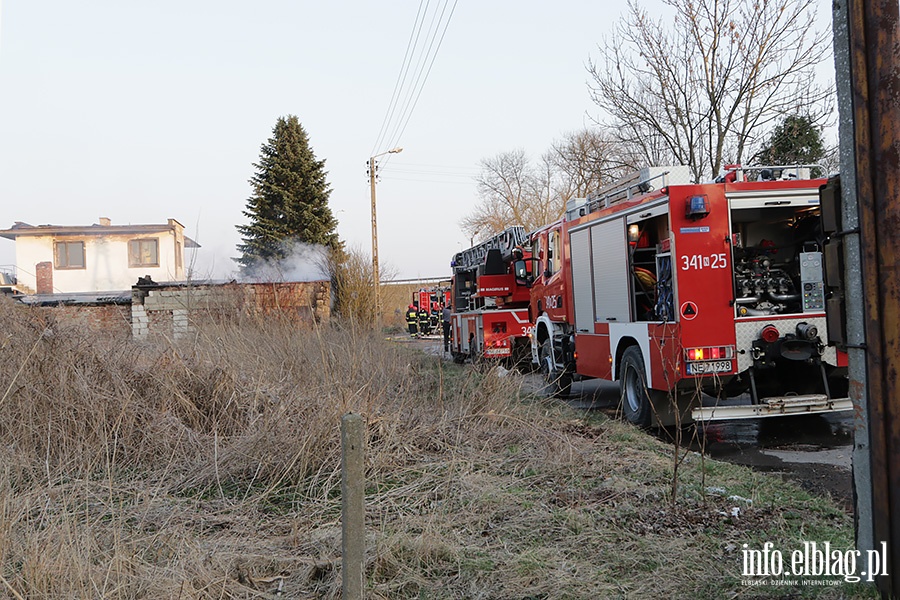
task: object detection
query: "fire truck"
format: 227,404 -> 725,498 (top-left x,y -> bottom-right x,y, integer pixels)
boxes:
449,227 -> 533,365
413,287 -> 451,335
530,165 -> 853,425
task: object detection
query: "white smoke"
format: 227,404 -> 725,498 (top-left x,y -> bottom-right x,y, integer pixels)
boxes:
240,241 -> 330,283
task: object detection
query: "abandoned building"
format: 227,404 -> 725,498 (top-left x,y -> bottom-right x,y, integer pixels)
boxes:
0,217 -> 199,294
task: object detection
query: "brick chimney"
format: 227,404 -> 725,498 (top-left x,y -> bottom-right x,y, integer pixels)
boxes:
99,217 -> 111,226
36,262 -> 53,294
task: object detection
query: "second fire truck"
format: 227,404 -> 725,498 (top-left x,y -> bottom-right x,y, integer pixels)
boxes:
448,227 -> 533,366
529,165 -> 852,425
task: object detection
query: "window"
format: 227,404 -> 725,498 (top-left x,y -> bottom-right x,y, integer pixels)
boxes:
54,241 -> 85,269
129,239 -> 159,267
548,230 -> 562,275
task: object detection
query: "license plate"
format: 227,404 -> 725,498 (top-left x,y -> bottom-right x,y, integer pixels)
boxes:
686,360 -> 732,375
484,347 -> 511,357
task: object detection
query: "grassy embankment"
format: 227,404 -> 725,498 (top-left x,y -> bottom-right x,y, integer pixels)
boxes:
0,298 -> 876,599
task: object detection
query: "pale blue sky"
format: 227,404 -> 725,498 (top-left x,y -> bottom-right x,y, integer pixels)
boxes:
0,1 -> 831,281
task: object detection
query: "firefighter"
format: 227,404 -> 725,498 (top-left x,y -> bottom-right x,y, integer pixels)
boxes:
441,303 -> 451,352
405,304 -> 418,337
417,304 -> 431,336
429,302 -> 439,332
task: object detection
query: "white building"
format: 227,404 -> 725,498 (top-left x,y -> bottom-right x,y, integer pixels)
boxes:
0,217 -> 199,294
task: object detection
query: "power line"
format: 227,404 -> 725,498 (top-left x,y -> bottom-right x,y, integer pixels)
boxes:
370,0 -> 429,157
384,0 -> 459,158
381,1 -> 446,152
382,167 -> 476,177
387,161 -> 480,172
379,175 -> 476,185
369,0 -> 459,162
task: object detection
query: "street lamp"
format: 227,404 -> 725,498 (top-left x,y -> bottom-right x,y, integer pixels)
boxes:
369,146 -> 403,326
470,230 -> 480,247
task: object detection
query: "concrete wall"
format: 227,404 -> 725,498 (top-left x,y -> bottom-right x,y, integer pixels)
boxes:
15,227 -> 186,293
132,281 -> 330,340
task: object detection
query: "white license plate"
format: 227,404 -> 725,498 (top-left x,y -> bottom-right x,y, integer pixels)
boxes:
686,360 -> 732,375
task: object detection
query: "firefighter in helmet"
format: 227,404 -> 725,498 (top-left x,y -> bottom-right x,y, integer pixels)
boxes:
405,304 -> 418,337
417,304 -> 431,336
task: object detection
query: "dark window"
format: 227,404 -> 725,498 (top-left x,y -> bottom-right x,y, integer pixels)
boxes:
129,239 -> 159,267
54,241 -> 85,269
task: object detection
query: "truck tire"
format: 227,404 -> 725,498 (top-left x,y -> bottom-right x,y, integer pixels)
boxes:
620,345 -> 658,427
541,337 -> 571,397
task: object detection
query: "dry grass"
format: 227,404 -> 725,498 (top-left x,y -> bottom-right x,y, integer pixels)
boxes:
0,298 -> 874,599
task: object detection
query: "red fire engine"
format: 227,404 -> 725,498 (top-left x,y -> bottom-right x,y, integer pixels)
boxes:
412,288 -> 450,335
449,227 -> 533,365
529,165 -> 852,425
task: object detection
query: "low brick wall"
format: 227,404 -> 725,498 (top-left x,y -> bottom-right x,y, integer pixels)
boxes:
131,281 -> 330,340
36,303 -> 132,337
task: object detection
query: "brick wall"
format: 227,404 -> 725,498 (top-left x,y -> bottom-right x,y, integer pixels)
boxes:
132,281 -> 330,340
36,303 -> 132,337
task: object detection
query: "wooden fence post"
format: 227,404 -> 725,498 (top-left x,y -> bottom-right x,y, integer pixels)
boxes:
341,412 -> 365,599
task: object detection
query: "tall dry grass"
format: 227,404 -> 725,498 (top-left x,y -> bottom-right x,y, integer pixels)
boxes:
0,298 -> 865,599
0,297 -> 549,598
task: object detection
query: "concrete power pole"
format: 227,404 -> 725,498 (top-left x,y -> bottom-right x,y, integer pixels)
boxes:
368,147 -> 403,327
369,157 -> 381,326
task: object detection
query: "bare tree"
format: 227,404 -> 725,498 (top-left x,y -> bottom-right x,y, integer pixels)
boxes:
461,149 -> 559,239
461,131 -> 636,241
588,0 -> 833,182
548,128 -> 637,198
326,245 -> 398,326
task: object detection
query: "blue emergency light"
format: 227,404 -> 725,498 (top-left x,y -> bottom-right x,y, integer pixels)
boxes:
686,195 -> 710,220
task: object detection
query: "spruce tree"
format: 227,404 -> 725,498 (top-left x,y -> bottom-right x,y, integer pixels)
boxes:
235,115 -> 341,272
753,114 -> 826,167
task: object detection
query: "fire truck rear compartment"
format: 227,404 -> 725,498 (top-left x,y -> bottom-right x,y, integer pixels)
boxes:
679,200 -> 852,420
730,204 -> 823,316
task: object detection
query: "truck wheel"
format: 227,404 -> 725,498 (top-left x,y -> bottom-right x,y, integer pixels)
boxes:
511,341 -> 534,374
541,337 -> 571,397
620,346 -> 656,427
451,351 -> 467,364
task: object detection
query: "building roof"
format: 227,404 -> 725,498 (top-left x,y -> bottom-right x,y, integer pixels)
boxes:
0,219 -> 201,248
17,290 -> 133,306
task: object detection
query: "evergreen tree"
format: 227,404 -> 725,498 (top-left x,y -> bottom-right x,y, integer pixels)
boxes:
235,115 -> 341,272
753,114 -> 826,167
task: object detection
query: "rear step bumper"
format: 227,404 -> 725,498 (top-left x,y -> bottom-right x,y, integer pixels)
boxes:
692,394 -> 854,421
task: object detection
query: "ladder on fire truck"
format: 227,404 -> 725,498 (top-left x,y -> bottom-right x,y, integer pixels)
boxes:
565,165 -> 693,220
452,226 -> 529,271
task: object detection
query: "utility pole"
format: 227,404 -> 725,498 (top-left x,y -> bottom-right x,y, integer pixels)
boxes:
832,0 -> 900,597
368,147 -> 403,327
